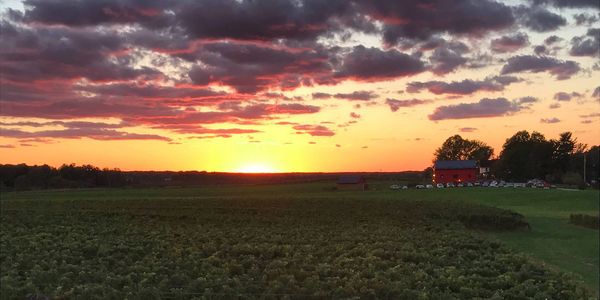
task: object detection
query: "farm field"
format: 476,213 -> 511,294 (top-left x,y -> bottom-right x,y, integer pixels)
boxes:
1,183 -> 598,299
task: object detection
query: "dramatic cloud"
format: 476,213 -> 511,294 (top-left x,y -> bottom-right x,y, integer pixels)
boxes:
0,127 -> 171,141
360,0 -> 515,43
334,46 -> 425,81
428,41 -> 469,74
491,33 -> 530,53
553,91 -> 583,101
186,41 -> 332,93
20,0 -> 172,28
549,103 -> 561,109
293,124 -> 335,136
570,28 -> 600,57
385,98 -> 432,112
516,96 -> 539,105
407,76 -> 521,95
312,92 -> 332,99
0,0 -> 596,150
545,35 -> 562,45
515,5 -> 566,32
334,91 -> 378,101
531,0 -> 600,9
500,55 -> 580,79
574,13 -> 599,26
428,98 -> 523,120
540,117 -> 560,123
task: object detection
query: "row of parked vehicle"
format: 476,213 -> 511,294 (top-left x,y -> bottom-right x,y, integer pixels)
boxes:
389,179 -> 554,190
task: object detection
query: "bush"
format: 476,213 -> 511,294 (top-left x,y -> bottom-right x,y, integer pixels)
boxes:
569,214 -> 599,230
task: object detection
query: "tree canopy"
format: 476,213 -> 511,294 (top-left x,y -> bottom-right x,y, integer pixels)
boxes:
434,135 -> 494,162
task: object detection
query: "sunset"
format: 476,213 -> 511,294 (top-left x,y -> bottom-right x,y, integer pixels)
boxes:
1,0 -> 599,298
0,0 -> 598,172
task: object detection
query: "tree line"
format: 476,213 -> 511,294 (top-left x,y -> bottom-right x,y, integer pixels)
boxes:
434,131 -> 599,186
0,164 -> 126,191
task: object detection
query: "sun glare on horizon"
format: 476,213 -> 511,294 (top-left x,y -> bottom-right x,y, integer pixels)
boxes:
236,163 -> 278,173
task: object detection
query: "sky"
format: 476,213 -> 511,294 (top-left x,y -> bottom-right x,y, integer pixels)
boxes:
0,0 -> 599,172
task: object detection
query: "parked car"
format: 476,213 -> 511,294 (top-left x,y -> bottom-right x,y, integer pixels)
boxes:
390,184 -> 400,190
436,183 -> 445,188
489,181 -> 498,187
416,184 -> 425,189
446,182 -> 455,188
456,183 -> 464,187
474,182 -> 481,186
482,181 -> 489,187
401,185 -> 408,190
466,182 -> 474,187
504,183 -> 514,188
426,184 -> 434,189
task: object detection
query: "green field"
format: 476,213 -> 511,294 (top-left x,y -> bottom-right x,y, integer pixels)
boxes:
1,183 -> 598,298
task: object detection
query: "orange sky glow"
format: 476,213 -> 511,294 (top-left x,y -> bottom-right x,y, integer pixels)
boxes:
0,0 -> 598,172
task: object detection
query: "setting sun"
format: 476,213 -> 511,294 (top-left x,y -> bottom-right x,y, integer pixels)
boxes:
236,163 -> 278,173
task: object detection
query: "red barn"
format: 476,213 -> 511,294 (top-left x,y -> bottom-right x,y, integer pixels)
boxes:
433,160 -> 478,184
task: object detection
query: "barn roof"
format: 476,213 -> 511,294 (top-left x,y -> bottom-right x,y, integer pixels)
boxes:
434,160 -> 478,170
337,175 -> 365,184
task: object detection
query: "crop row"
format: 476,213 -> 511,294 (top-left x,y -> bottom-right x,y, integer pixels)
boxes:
0,198 -> 591,299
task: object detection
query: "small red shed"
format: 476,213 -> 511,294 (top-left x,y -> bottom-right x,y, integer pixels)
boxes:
433,160 -> 478,184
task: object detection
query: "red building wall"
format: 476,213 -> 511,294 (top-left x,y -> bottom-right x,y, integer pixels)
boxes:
433,168 -> 478,184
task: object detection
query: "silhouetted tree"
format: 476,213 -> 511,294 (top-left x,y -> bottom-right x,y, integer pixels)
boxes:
434,135 -> 494,162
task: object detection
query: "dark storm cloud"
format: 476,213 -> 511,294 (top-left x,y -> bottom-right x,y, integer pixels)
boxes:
490,33 -> 530,53
333,91 -> 378,101
570,28 -> 600,57
515,5 -> 566,32
500,55 -> 580,80
178,0 -> 352,41
186,41 -> 332,93
531,0 -> 600,9
385,99 -> 432,112
428,98 -> 523,120
407,76 -> 521,95
334,46 -> 425,81
0,21 -> 159,82
21,0 -> 172,28
359,0 -> 515,43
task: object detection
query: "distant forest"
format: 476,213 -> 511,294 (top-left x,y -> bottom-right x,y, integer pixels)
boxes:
0,164 -> 425,191
1,131 -> 598,191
